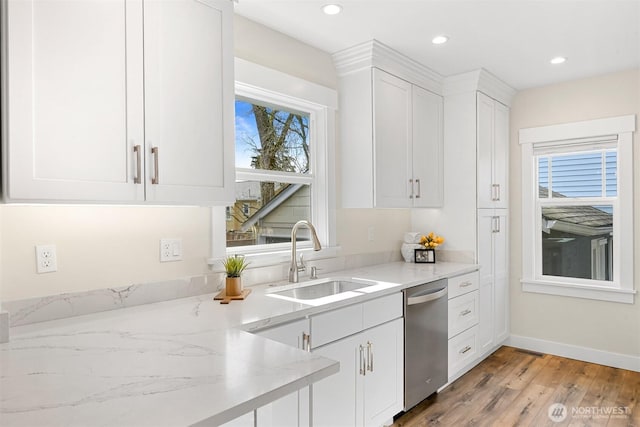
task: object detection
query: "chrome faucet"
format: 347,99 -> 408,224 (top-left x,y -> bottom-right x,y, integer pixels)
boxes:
289,220 -> 322,283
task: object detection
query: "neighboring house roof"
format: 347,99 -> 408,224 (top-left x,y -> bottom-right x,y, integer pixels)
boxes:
240,183 -> 304,232
540,186 -> 612,236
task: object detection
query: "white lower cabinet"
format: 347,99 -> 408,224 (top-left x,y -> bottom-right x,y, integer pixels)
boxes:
231,293 -> 404,427
446,271 -> 480,381
477,209 -> 509,357
254,318 -> 311,427
312,318 -> 404,427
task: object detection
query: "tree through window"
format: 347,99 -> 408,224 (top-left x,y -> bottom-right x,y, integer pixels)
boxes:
227,98 -> 314,248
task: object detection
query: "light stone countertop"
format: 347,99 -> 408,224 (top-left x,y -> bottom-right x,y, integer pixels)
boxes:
0,261 -> 477,426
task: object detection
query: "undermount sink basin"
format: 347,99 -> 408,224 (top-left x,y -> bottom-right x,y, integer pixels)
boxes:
266,277 -> 380,305
273,280 -> 373,300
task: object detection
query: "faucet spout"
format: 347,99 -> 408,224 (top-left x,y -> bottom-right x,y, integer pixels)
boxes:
289,220 -> 322,283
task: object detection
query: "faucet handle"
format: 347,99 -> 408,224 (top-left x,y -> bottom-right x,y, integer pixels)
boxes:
297,253 -> 306,272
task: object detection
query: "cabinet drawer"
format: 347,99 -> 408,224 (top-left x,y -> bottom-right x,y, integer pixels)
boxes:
448,325 -> 478,378
448,290 -> 479,338
363,293 -> 403,330
448,271 -> 479,299
311,304 -> 363,349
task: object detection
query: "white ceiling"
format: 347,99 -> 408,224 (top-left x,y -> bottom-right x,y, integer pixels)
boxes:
234,0 -> 640,90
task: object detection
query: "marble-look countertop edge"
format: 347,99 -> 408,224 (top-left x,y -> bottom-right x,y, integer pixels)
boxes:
193,361 -> 340,426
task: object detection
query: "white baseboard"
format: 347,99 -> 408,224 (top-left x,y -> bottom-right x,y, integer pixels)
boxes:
507,334 -> 640,372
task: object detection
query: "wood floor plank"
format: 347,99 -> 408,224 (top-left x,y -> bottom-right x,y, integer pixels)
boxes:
392,346 -> 639,427
495,383 -> 555,426
607,369 -> 640,427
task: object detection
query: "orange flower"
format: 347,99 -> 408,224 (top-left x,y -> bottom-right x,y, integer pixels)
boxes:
419,232 -> 445,249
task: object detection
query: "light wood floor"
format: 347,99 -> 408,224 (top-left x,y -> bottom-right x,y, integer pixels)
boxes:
392,346 -> 640,427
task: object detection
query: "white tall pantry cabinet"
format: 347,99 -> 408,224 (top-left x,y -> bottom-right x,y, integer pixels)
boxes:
412,70 -> 515,380
2,0 -> 234,205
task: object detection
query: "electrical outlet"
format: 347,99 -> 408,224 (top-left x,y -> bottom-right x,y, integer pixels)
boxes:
160,238 -> 182,262
35,244 -> 57,273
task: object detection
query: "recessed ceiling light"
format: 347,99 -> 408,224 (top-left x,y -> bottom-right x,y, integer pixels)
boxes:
322,4 -> 342,15
550,56 -> 567,65
432,35 -> 449,45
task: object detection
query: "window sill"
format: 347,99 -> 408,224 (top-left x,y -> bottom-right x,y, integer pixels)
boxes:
207,245 -> 342,272
521,278 -> 636,304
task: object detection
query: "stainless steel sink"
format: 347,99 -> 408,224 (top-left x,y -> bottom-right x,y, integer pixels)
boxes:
273,280 -> 373,300
266,277 -> 380,304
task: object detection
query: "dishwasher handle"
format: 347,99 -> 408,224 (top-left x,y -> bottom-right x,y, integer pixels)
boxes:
407,287 -> 447,306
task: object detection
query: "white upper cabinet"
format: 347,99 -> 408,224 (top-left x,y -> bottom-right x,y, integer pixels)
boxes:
412,85 -> 444,207
341,68 -> 443,209
372,69 -> 413,207
477,92 -> 509,209
334,40 -> 444,209
143,0 -> 234,204
5,0 -> 145,202
3,0 -> 234,205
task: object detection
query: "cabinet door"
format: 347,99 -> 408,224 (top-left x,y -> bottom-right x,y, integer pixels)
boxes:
255,319 -> 310,427
372,69 -> 412,208
143,0 -> 234,205
493,211 -> 509,343
5,0 -> 144,202
412,86 -> 444,208
493,102 -> 509,209
312,333 -> 361,427
477,92 -> 509,209
476,92 -> 495,209
477,210 -> 495,355
362,318 -> 404,427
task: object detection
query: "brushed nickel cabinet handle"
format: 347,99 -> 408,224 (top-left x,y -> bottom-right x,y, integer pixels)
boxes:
415,178 -> 421,199
492,184 -> 499,201
460,309 -> 472,316
359,345 -> 366,376
409,179 -> 414,199
151,147 -> 159,184
492,216 -> 499,233
302,332 -> 310,352
460,281 -> 473,288
367,341 -> 374,372
460,345 -> 472,354
133,145 -> 142,184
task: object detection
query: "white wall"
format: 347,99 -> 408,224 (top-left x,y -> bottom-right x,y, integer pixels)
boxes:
0,15 -> 410,302
509,68 -> 640,357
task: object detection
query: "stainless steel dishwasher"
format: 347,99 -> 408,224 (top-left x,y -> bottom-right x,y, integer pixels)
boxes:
403,279 -> 448,411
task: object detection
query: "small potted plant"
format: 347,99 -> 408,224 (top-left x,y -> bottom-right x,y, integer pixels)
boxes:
222,255 -> 249,296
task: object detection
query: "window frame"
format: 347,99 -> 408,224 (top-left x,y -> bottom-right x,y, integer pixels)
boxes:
519,115 -> 636,303
208,58 -> 337,267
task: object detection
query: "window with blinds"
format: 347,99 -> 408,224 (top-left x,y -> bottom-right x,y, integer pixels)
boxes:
519,114 -> 635,303
537,150 -> 617,199
535,148 -> 616,282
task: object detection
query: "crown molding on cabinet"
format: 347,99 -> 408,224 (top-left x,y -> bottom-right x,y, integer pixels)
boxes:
443,69 -> 516,107
332,39 -> 444,95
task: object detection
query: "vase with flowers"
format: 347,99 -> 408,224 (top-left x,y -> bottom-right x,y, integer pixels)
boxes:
416,232 -> 445,263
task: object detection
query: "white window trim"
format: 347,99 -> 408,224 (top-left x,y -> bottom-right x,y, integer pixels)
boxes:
519,115 -> 636,304
208,58 -> 338,268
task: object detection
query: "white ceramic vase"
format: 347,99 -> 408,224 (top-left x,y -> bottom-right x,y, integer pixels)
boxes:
401,243 -> 423,263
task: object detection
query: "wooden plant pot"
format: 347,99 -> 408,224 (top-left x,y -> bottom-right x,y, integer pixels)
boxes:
225,277 -> 242,297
